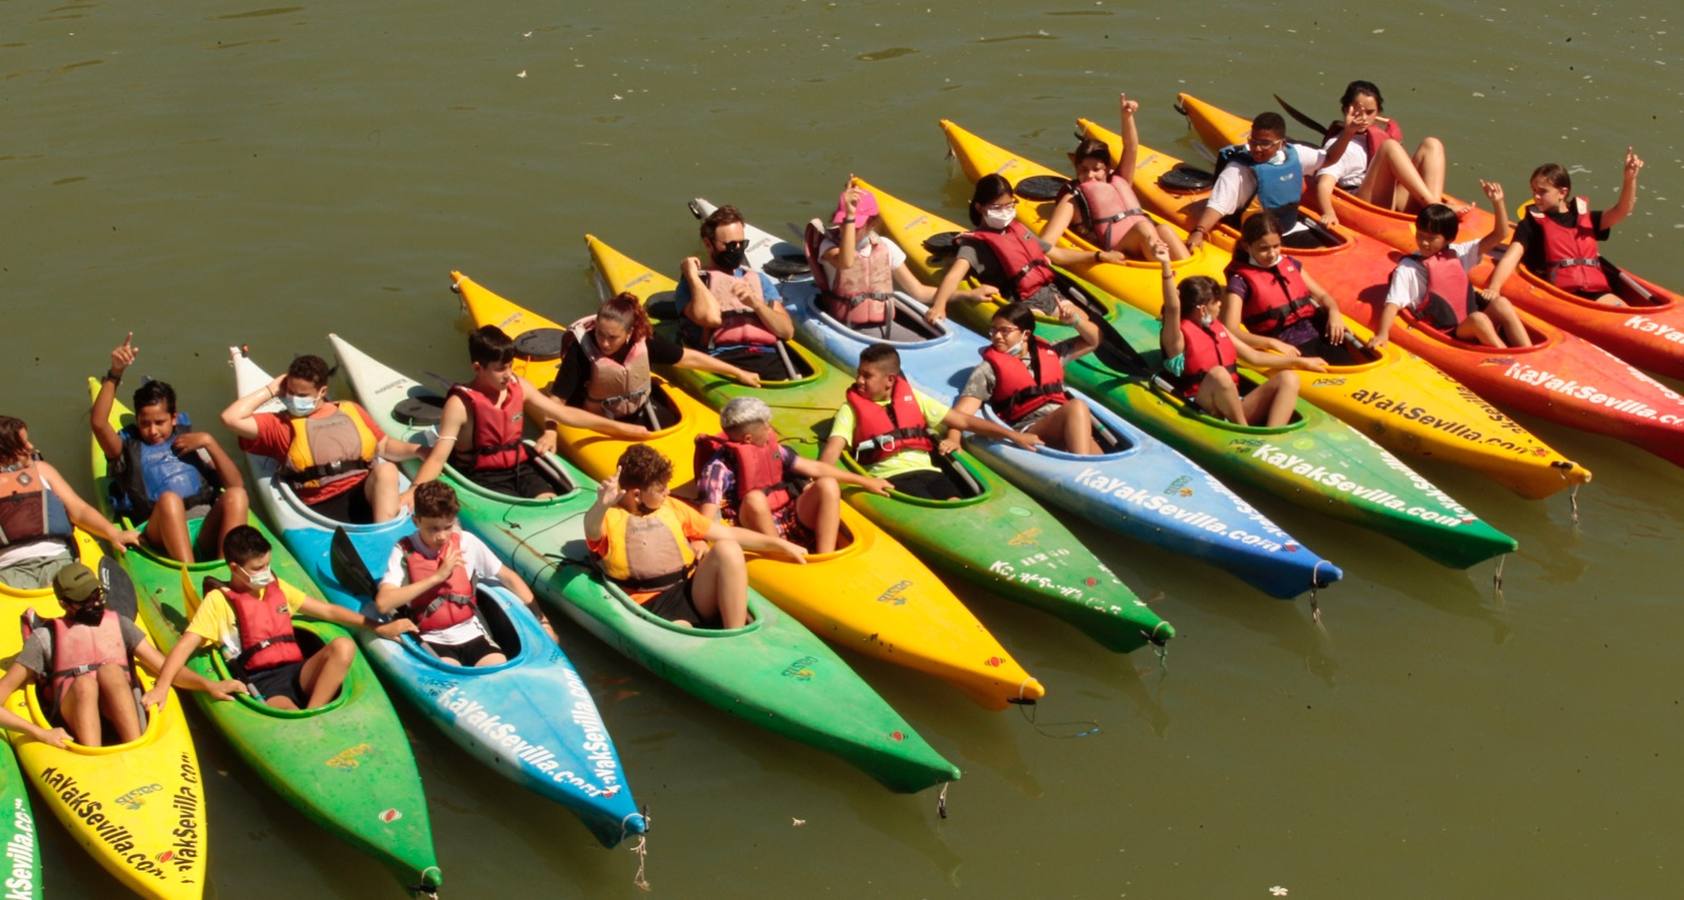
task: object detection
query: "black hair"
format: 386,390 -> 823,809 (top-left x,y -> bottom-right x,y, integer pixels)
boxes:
1531,163 -> 1571,191
1239,211 -> 1283,246
132,380 -> 178,416
1179,275 -> 1223,307
1340,80 -> 1384,112
222,525 -> 272,566
1250,111 -> 1287,138
616,444 -> 672,491
858,343 -> 903,375
468,326 -> 517,367
1415,204 -> 1461,242
413,481 -> 460,519
287,355 -> 335,390
0,416 -> 28,462
968,174 -> 1016,227
992,301 -> 1039,335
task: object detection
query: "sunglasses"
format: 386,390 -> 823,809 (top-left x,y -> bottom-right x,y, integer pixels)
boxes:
719,239 -> 749,253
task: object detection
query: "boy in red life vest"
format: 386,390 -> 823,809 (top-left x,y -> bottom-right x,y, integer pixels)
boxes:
0,563 -> 239,748
1159,246 -> 1324,428
819,343 -> 1040,500
587,445 -> 803,629
676,204 -> 797,380
951,299 -> 1102,454
411,325 -> 650,500
1483,149 -> 1644,307
1375,182 -> 1528,349
142,525 -> 416,711
375,481 -> 551,667
696,397 -> 891,555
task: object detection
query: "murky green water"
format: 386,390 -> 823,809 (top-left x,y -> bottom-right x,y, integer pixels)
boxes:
5,0 -> 1682,896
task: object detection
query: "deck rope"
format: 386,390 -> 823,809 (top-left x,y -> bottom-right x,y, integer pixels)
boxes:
1569,484 -> 1580,525
1152,639 -> 1170,675
628,835 -> 650,892
937,782 -> 950,819
1493,554 -> 1506,596
1016,699 -> 1102,739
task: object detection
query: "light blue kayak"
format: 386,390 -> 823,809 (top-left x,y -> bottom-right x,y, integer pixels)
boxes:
227,346 -> 646,848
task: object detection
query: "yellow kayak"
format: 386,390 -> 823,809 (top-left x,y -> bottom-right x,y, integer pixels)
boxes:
0,531 -> 208,899
943,118 -> 1589,499
451,271 -> 1046,709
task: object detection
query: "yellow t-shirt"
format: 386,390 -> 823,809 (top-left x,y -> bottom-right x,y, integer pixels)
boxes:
829,390 -> 950,480
186,581 -> 311,660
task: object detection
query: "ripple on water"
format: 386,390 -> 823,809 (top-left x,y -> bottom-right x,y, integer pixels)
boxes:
213,6 -> 303,19
856,47 -> 917,62
975,32 -> 1057,44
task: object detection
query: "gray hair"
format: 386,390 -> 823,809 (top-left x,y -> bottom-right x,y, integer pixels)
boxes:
719,396 -> 773,430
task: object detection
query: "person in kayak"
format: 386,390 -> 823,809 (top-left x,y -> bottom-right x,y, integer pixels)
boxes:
1186,111 -> 1364,251
0,416 -> 140,590
91,333 -> 248,564
1040,93 -> 1190,261
819,343 -> 1041,500
1482,149 -> 1645,307
1375,183 -> 1530,349
1159,247 -> 1324,427
376,481 -> 552,666
222,354 -> 421,524
676,204 -> 797,380
696,397 -> 890,555
1221,213 -> 1346,360
0,562 -> 240,748
950,299 -> 1102,455
588,444 -> 804,629
1321,80 -> 1451,218
142,524 -> 416,710
411,324 -> 650,501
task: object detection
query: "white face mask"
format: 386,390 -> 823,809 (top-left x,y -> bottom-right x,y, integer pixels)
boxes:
1196,309 -> 1216,327
982,208 -> 1015,230
281,393 -> 319,417
239,563 -> 276,588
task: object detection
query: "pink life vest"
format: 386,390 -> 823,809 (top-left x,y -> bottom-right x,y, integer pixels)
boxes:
704,270 -> 781,347
1409,249 -> 1476,328
1072,173 -> 1149,251
569,317 -> 653,419
821,231 -> 895,327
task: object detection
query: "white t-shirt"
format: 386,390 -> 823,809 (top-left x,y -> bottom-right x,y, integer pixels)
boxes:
1207,142 -> 1369,218
1385,239 -> 1482,309
381,529 -> 503,645
817,233 -> 907,289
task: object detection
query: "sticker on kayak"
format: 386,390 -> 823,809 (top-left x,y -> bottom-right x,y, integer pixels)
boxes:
1006,527 -> 1042,547
379,808 -> 403,824
326,742 -> 373,770
116,783 -> 162,810
781,657 -> 818,681
874,580 -> 911,606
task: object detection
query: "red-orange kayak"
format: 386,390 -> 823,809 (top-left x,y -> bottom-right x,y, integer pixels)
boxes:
1078,117 -> 1684,468
1178,92 -> 1684,380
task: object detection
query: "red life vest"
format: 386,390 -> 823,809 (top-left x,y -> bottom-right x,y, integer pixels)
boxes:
1328,118 -> 1404,169
1527,197 -> 1610,294
1408,249 -> 1476,328
1072,173 -> 1147,251
693,433 -> 793,516
400,533 -> 478,633
705,270 -> 782,347
44,610 -> 131,703
960,221 -> 1056,300
1176,319 -> 1239,400
448,381 -> 528,472
223,581 -> 304,672
981,337 -> 1068,423
1226,255 -> 1319,336
845,377 -> 934,466
821,231 -> 895,327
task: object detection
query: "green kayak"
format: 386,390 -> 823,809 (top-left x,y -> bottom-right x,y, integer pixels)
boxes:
0,745 -> 41,900
87,379 -> 442,894
586,233 -> 1173,651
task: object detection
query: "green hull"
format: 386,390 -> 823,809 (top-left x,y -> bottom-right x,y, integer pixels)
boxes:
0,744 -> 42,900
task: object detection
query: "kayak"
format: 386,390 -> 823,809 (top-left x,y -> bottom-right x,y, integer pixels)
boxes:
0,744 -> 39,900
328,335 -> 962,793
586,233 -> 1173,651
862,174 -> 1518,569
451,273 -> 1046,709
86,379 -> 442,892
941,118 -> 1589,500
1092,120 -> 1684,469
0,530 -> 208,899
228,347 -> 648,847
1178,93 -> 1684,380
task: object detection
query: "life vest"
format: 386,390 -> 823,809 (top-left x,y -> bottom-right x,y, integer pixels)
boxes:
821,230 -> 895,327
959,221 -> 1056,300
597,505 -> 695,594
1226,255 -> 1319,336
399,533 -> 478,633
282,404 -> 380,491
704,269 -> 781,347
1071,173 -> 1147,251
447,381 -> 528,472
221,580 -> 304,672
981,337 -> 1069,423
565,318 -> 653,419
1175,318 -> 1239,399
110,417 -> 220,523
0,461 -> 74,549
693,433 -> 793,516
1216,144 -> 1304,229
1408,249 -> 1476,329
1326,119 -> 1403,171
1527,197 -> 1610,294
40,609 -> 131,704
845,378 -> 934,466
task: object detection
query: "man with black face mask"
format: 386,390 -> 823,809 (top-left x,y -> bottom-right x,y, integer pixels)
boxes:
675,204 -> 799,380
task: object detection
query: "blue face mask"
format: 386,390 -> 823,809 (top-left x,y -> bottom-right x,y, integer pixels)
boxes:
281,394 -> 319,417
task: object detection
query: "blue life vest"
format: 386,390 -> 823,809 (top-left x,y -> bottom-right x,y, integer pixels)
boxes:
110,415 -> 219,523
1216,144 -> 1304,229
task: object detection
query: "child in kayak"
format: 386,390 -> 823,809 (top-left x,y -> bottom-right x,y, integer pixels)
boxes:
1041,93 -> 1190,261
375,481 -> 553,666
1159,246 -> 1325,427
222,354 -> 422,524
587,444 -> 804,629
1375,181 -> 1529,349
819,343 -> 1041,500
811,178 -> 984,329
1221,214 -> 1346,360
1186,111 -> 1363,251
696,397 -> 891,555
91,332 -> 249,563
412,324 -> 650,500
676,204 -> 797,380
1482,149 -> 1645,307
951,299 -> 1102,455
0,562 -> 240,747
1322,80 -> 1450,217
143,525 -> 416,710
0,416 -> 140,590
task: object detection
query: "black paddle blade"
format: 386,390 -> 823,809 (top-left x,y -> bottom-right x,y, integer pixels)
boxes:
921,231 -> 961,254
1014,175 -> 1068,202
763,256 -> 810,280
393,393 -> 445,427
1158,163 -> 1216,193
1274,94 -> 1332,138
329,527 -> 378,599
97,556 -> 139,620
512,328 -> 566,362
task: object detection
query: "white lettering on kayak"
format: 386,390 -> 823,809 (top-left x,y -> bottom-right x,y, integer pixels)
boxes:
4,798 -> 33,900
1248,441 -> 1475,527
1623,314 -> 1684,344
1070,467 -> 1291,553
436,684 -> 621,798
1500,361 -> 1678,421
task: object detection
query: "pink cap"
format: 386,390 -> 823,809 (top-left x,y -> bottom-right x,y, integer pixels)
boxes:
832,187 -> 880,228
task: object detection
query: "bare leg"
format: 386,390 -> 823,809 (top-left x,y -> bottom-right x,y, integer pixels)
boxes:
1243,371 -> 1300,428
57,673 -> 103,746
1023,400 -> 1098,455
145,492 -> 194,563
1486,297 -> 1533,347
691,538 -> 749,629
1193,369 -> 1247,425
1408,138 -> 1447,211
1455,311 -> 1506,348
473,651 -> 508,668
368,462 -> 401,523
98,664 -> 142,744
794,478 -> 841,554
297,637 -> 356,708
1591,292 -> 1627,308
1157,223 -> 1191,260
1359,139 -> 1442,211
735,490 -> 778,539
198,486 -> 248,561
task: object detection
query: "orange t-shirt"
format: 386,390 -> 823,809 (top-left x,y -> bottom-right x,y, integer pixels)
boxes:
587,499 -> 712,603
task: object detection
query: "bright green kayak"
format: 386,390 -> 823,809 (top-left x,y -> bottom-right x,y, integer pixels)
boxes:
329,335 -> 962,794
586,233 -> 1173,651
0,745 -> 41,900
87,380 -> 442,894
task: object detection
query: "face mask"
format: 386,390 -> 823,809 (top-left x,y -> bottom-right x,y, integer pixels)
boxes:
239,564 -> 276,588
1197,309 -> 1216,327
711,242 -> 747,271
982,209 -> 1015,230
71,601 -> 106,626
281,393 -> 319,417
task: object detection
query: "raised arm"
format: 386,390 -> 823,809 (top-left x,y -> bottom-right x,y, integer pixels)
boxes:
680,257 -> 723,329
583,475 -> 621,542
222,372 -> 285,440
1056,299 -> 1102,360
1481,241 -> 1526,300
1600,147 -> 1643,230
91,333 -> 137,460
1159,254 -> 1187,360
1476,179 -> 1511,256
1115,92 -> 1142,180
834,176 -> 862,272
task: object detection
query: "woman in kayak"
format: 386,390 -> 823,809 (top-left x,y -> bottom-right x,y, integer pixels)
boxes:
1481,149 -> 1644,307
1221,214 -> 1345,360
1040,93 -> 1190,261
950,299 -> 1102,455
1322,80 -> 1450,218
675,204 -> 796,380
0,416 -> 140,590
223,354 -> 422,525
1186,111 -> 1363,251
91,332 -> 248,563
1376,184 -> 1531,349
1159,246 -> 1324,428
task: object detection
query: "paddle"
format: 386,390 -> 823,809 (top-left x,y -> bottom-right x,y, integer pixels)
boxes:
329,526 -> 379,599
98,556 -> 139,620
1013,175 -> 1068,202
1274,94 -> 1332,138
